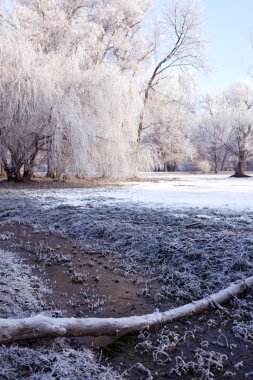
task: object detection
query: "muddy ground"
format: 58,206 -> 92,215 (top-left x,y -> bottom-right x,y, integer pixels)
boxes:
0,179 -> 253,379
0,222 -> 156,345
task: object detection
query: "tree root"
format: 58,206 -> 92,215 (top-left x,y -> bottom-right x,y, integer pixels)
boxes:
0,276 -> 252,344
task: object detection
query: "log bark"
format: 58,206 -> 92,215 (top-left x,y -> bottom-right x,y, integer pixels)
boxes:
0,276 -> 252,344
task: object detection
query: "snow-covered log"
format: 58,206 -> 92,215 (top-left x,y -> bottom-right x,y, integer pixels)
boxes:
0,276 -> 252,344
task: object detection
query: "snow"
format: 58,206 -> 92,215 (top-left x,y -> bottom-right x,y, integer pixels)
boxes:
123,174 -> 253,210
27,174 -> 253,211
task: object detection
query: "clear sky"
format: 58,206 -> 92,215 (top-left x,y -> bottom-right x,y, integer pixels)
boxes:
154,0 -> 253,94
201,0 -> 253,94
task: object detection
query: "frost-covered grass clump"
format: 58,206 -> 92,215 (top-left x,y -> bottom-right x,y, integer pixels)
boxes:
0,249 -> 47,318
18,238 -> 72,265
0,345 -> 121,380
170,349 -> 228,379
113,292 -> 253,378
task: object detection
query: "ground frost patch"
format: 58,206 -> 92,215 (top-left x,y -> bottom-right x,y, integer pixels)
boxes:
0,185 -> 253,378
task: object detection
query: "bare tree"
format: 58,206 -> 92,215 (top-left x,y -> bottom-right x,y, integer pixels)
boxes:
200,81 -> 253,177
225,81 -> 253,177
143,74 -> 197,170
198,94 -> 231,173
138,0 -> 205,146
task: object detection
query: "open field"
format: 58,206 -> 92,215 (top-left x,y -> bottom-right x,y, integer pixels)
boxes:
0,174 -> 253,379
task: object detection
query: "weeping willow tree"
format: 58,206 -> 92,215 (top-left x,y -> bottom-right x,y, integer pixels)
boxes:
0,38 -> 58,180
0,0 -> 206,180
0,38 -> 144,180
0,0 -> 156,180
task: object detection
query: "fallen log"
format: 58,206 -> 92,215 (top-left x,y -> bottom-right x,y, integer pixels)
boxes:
0,275 -> 252,344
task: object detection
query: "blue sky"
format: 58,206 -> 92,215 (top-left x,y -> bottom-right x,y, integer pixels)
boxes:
202,0 -> 253,93
154,0 -> 253,94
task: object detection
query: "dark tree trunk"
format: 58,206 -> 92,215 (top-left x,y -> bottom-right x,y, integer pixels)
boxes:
220,150 -> 228,172
23,150 -> 38,180
46,168 -> 58,178
172,161 -> 178,171
164,162 -> 178,172
232,160 -> 249,177
0,164 -> 6,177
23,167 -> 33,180
46,157 -> 57,178
5,166 -> 22,182
213,150 -> 218,174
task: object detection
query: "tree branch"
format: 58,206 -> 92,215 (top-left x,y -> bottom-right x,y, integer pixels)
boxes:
0,276 -> 252,344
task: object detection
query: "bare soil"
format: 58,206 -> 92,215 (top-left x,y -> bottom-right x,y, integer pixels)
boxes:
0,221 -> 157,349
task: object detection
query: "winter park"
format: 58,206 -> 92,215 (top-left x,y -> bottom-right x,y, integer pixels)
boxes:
1,0 -> 253,379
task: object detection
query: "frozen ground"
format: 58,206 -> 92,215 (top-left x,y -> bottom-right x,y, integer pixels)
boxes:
135,173 -> 253,210
1,174 -> 253,298
0,237 -> 121,379
0,173 -> 253,378
15,173 -> 253,210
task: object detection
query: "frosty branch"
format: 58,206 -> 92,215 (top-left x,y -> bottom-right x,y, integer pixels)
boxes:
0,275 -> 252,344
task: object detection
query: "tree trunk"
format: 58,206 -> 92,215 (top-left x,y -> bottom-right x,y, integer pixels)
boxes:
23,162 -> 34,180
23,148 -> 39,180
0,164 -> 6,177
15,167 -> 22,181
173,161 -> 178,172
4,165 -> 22,181
23,168 -> 33,180
220,150 -> 228,172
214,154 -> 218,174
0,275 -> 252,344
46,155 -> 57,178
233,160 -> 249,177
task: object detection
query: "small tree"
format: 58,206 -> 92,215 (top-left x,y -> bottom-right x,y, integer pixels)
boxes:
225,81 -> 253,177
199,81 -> 253,177
198,94 -> 231,173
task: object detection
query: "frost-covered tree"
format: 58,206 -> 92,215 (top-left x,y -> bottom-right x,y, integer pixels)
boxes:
143,74 -> 196,170
65,63 -> 141,178
199,81 -> 253,177
225,81 -> 253,177
197,94 -> 232,173
0,38 -> 57,180
0,36 -> 87,180
138,0 -> 206,147
8,0 -> 153,178
0,0 -> 206,180
14,0 -> 153,72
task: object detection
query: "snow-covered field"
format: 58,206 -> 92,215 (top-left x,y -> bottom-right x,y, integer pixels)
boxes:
22,173 -> 253,211
0,174 -> 253,379
134,173 -> 253,210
